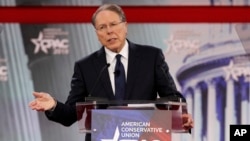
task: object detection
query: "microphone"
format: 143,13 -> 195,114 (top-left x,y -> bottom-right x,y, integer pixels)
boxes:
114,70 -> 120,76
86,63 -> 110,101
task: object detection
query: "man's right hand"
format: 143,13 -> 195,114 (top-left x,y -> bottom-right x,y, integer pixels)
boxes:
29,92 -> 56,112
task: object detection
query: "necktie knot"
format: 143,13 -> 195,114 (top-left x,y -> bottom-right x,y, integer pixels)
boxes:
115,54 -> 122,76
116,54 -> 122,60
116,54 -> 122,62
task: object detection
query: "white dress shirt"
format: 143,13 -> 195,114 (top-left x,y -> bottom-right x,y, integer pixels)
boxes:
104,40 -> 128,94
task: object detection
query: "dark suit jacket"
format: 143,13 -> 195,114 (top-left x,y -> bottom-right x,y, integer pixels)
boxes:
45,40 -> 183,126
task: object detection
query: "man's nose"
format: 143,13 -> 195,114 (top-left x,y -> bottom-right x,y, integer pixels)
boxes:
106,25 -> 113,33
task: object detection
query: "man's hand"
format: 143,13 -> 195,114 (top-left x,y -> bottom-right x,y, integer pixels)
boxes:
182,113 -> 194,130
29,92 -> 56,111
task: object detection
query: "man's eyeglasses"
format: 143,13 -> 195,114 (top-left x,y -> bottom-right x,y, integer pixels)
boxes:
96,21 -> 124,32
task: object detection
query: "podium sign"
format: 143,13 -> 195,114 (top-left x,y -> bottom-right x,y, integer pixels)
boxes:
76,100 -> 188,141
92,109 -> 171,140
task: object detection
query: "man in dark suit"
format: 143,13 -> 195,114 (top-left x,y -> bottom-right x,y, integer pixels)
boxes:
29,3 -> 193,140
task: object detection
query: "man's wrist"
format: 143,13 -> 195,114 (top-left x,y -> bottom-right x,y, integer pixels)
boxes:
48,98 -> 57,111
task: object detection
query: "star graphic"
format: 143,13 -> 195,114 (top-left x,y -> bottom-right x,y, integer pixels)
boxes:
101,127 -> 120,141
164,35 -> 176,53
31,32 -> 49,54
223,60 -> 239,81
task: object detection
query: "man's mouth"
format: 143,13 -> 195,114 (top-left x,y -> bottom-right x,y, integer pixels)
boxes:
107,38 -> 116,42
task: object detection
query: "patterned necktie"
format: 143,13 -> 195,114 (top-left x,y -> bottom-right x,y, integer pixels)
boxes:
114,54 -> 126,100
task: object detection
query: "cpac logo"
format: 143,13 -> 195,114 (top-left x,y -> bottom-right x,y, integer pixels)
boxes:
164,35 -> 200,54
0,66 -> 8,82
31,32 -> 69,55
223,60 -> 250,82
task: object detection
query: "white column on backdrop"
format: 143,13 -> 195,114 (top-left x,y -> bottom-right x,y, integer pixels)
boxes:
186,90 -> 194,141
206,79 -> 220,141
225,78 -> 237,141
241,82 -> 249,124
193,84 -> 203,141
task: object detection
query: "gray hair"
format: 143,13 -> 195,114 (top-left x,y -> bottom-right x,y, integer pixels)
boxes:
91,4 -> 127,26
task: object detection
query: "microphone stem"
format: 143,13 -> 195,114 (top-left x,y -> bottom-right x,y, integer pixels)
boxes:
88,63 -> 110,98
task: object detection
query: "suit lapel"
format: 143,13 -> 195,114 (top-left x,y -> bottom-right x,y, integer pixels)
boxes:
94,48 -> 115,99
125,41 -> 140,99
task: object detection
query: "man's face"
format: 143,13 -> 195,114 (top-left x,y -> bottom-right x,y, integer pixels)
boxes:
94,10 -> 127,53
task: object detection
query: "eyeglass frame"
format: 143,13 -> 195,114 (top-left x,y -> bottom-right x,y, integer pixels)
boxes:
95,21 -> 125,32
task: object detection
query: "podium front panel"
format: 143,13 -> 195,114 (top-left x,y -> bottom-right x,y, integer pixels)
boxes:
76,100 -> 189,141
91,109 -> 172,141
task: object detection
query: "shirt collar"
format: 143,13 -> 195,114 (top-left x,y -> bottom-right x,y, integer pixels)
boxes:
105,40 -> 129,63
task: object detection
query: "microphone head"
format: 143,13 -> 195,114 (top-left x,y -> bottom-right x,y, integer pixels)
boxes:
114,70 -> 120,76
